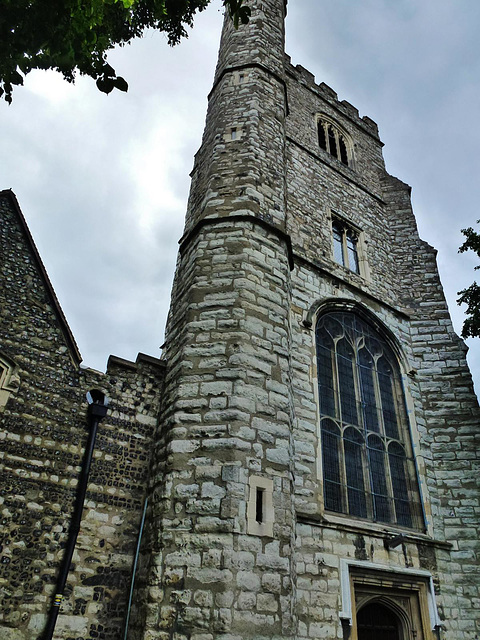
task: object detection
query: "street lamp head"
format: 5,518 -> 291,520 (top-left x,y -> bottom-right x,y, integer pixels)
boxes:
86,389 -> 109,406
86,389 -> 109,420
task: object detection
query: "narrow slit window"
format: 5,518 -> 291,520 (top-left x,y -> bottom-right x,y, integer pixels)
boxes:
256,487 -> 264,523
247,476 -> 274,536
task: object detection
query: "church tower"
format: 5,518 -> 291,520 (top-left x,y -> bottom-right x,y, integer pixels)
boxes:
135,1 -> 480,639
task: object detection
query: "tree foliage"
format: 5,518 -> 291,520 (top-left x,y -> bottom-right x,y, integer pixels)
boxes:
0,0 -> 251,103
457,222 -> 480,338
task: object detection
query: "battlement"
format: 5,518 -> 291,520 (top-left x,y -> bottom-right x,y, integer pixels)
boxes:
284,54 -> 380,139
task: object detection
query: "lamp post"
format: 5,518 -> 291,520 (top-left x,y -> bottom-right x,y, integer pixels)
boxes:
41,390 -> 108,640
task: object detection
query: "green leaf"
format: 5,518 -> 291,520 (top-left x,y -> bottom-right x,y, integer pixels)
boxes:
114,76 -> 128,92
239,6 -> 251,24
0,0 -> 250,101
458,221 -> 480,337
96,75 -> 115,94
10,70 -> 24,86
103,63 -> 116,77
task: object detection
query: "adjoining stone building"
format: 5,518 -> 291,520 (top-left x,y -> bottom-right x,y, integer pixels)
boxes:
1,1 -> 479,639
0,190 -> 165,640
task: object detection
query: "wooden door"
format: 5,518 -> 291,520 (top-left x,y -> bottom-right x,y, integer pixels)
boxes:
357,603 -> 401,640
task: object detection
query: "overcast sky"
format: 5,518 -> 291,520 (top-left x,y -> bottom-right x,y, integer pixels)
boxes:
1,0 -> 479,394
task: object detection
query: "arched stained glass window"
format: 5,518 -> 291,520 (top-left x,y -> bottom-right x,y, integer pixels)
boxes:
316,311 -> 423,529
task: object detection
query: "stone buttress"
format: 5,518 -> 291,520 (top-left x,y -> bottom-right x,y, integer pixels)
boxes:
135,2 -> 297,639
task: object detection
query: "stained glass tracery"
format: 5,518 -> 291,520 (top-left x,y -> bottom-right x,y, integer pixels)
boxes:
316,311 -> 423,529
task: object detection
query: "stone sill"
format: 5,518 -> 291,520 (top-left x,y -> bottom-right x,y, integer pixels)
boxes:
296,510 -> 452,550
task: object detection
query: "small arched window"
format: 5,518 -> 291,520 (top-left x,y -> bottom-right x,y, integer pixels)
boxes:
316,311 -> 423,529
317,116 -> 352,167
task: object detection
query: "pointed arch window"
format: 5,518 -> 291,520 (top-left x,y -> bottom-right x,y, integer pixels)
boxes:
316,311 -> 423,529
317,116 -> 352,167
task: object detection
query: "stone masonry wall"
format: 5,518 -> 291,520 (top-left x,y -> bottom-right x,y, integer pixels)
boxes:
185,0 -> 288,234
282,60 -> 480,638
136,218 -> 297,640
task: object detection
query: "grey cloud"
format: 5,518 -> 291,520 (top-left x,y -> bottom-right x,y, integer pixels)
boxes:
1,0 -> 479,392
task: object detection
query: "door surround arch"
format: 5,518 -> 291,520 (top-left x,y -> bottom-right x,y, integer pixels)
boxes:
339,559 -> 441,640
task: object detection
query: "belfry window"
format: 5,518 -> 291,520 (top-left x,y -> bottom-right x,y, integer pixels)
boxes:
318,117 -> 351,166
332,219 -> 360,275
316,311 -> 423,530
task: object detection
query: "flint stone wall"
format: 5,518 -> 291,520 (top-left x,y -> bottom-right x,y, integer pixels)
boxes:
0,191 -> 164,640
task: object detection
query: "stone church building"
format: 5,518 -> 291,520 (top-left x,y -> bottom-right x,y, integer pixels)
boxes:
1,1 -> 479,639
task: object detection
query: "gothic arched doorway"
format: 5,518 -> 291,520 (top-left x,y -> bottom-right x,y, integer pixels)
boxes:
357,602 -> 402,640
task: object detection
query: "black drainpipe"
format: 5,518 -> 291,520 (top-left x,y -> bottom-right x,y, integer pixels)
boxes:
40,389 -> 109,640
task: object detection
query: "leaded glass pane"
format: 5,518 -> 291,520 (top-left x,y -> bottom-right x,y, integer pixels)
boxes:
316,328 -> 336,418
358,347 -> 379,432
332,222 -> 345,266
344,428 -> 367,518
389,442 -> 412,528
337,338 -> 358,425
321,420 -> 343,513
346,230 -> 360,273
378,356 -> 399,439
368,435 -> 390,523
